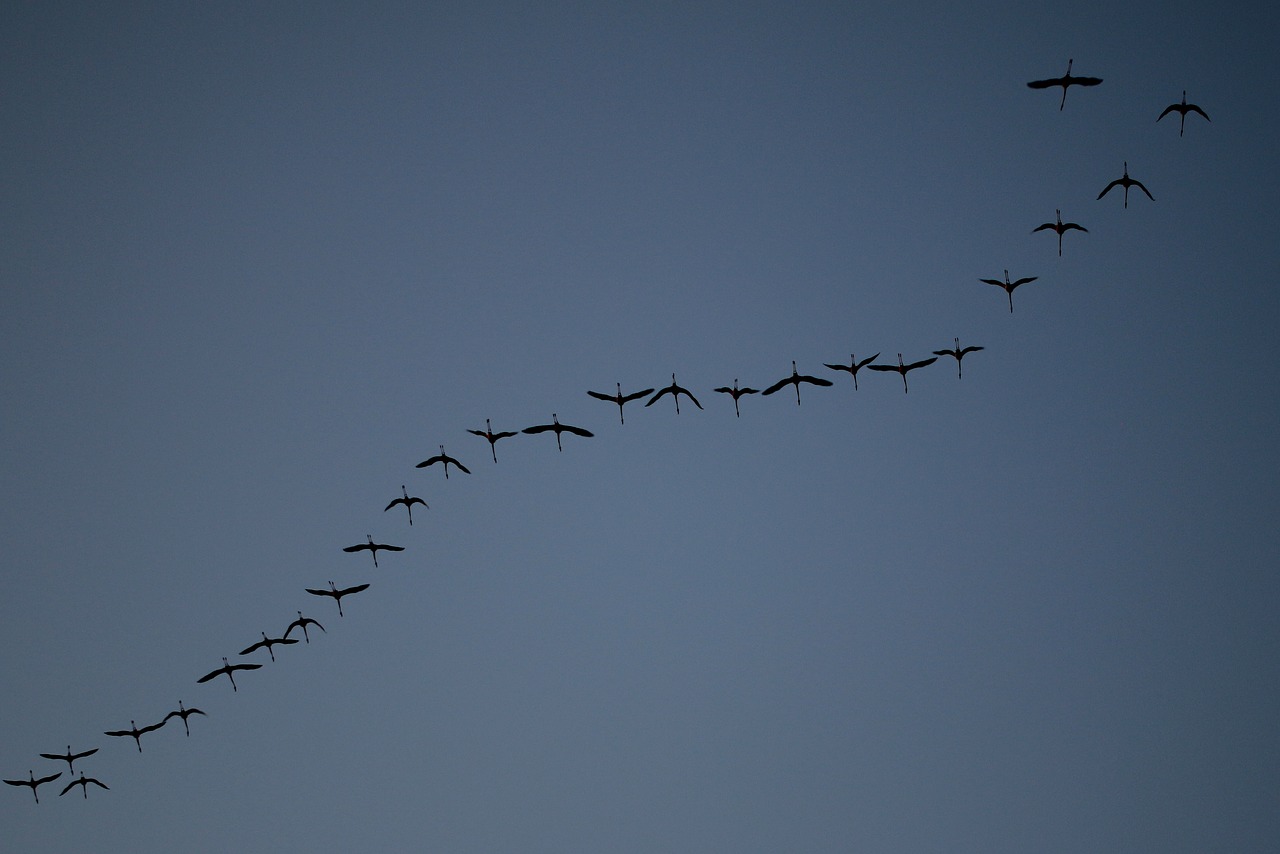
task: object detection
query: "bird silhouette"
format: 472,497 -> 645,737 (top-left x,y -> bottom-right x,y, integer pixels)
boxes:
1032,209 -> 1087,256
824,353 -> 880,391
1027,58 -> 1102,110
980,270 -> 1039,313
414,445 -> 470,479
1097,161 -> 1153,208
103,718 -> 167,752
712,379 -> 760,417
586,383 -> 654,424
305,581 -> 371,617
645,374 -> 703,414
384,485 -> 428,525
467,419 -> 519,462
522,413 -> 594,452
196,657 -> 262,692
932,338 -> 985,379
59,772 -> 108,799
37,745 -> 98,773
4,770 -> 61,804
762,360 -> 834,405
162,700 -> 208,736
1158,90 -> 1210,137
284,611 -> 326,644
239,631 -> 299,662
868,353 -> 938,393
342,534 -> 404,568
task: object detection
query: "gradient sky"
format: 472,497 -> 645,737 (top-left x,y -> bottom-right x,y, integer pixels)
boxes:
3,3 -> 1278,852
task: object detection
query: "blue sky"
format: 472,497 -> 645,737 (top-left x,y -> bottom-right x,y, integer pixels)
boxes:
3,3 -> 1278,851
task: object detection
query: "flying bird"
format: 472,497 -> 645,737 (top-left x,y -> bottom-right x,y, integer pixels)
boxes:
37,746 -> 98,773
824,352 -> 880,391
645,374 -> 703,414
342,534 -> 404,568
1158,90 -> 1210,137
284,611 -> 326,644
384,485 -> 428,525
932,338 -> 985,379
59,772 -> 109,800
868,353 -> 938,393
980,269 -> 1039,313
1026,58 -> 1102,110
103,718 -> 167,752
586,383 -> 654,424
162,700 -> 208,736
1097,161 -> 1153,208
522,413 -> 594,452
1032,209 -> 1088,256
196,657 -> 262,692
762,360 -> 834,405
467,419 -> 520,462
712,379 -> 760,417
239,631 -> 298,662
414,445 -> 470,479
4,770 -> 61,804
305,581 -> 371,617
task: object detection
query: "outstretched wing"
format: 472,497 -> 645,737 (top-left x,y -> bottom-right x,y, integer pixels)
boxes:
1071,75 -> 1102,86
1187,104 -> 1210,121
337,583 -> 371,596
643,387 -> 672,407
414,454 -> 444,468
867,364 -> 898,373
904,357 -> 939,371
1026,77 -> 1060,89
342,543 -> 370,553
450,459 -> 471,474
239,639 -> 267,654
796,375 -> 833,387
959,346 -> 985,356
760,377 -> 790,396
1062,222 -> 1088,233
195,669 -> 223,684
1010,276 -> 1038,288
1133,180 -> 1154,200
1031,222 -> 1055,233
558,424 -> 594,438
1097,179 -> 1122,200
619,388 -> 654,403
586,390 -> 615,402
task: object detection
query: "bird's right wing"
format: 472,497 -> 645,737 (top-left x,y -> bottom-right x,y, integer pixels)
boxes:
1097,180 -> 1121,199
585,390 -> 613,402
620,388 -> 654,403
760,378 -> 788,396
1011,276 -> 1038,287
643,388 -> 671,406
338,583 -> 372,595
238,640 -> 265,655
522,424 -> 554,433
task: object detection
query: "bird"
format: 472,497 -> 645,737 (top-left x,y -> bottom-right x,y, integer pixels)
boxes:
645,373 -> 703,414
980,270 -> 1039,313
196,657 -> 263,692
37,745 -> 98,773
103,718 -> 167,752
712,379 -> 760,417
162,700 -> 208,736
414,445 -> 470,479
868,353 -> 938,393
305,581 -> 371,617
384,485 -> 428,525
932,338 -> 985,379
761,360 -> 834,405
1026,58 -> 1102,110
59,772 -> 108,800
586,383 -> 654,424
824,353 -> 880,391
1032,209 -> 1087,256
4,770 -> 61,804
1097,161 -> 1153,208
522,413 -> 594,452
1158,90 -> 1210,137
284,611 -> 326,644
239,631 -> 298,662
467,419 -> 519,462
342,534 -> 404,568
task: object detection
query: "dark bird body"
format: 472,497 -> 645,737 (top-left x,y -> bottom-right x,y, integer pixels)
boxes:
284,611 -> 326,643
587,383 -> 654,424
196,657 -> 262,692
163,700 -> 207,736
712,379 -> 760,417
38,746 -> 98,773
103,718 -> 166,752
342,534 -> 404,568
384,486 -> 428,525
1027,58 -> 1102,110
239,632 -> 298,662
980,270 -> 1039,313
824,353 -> 880,391
933,338 -> 985,379
5,770 -> 61,803
762,360 -> 834,405
415,445 -> 470,479
522,413 -> 594,451
305,581 -> 371,617
1158,90 -> 1209,136
868,353 -> 938,393
1097,161 -> 1153,208
467,419 -> 519,462
1033,209 -> 1087,256
59,772 -> 108,799
645,374 -> 702,414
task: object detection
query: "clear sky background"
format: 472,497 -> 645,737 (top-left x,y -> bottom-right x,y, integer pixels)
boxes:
3,2 -> 1278,852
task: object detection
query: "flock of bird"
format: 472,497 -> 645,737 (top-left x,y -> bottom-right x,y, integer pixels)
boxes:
7,59 -> 1210,805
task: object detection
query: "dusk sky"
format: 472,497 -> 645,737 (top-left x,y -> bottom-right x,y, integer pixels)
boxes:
3,3 -> 1278,851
